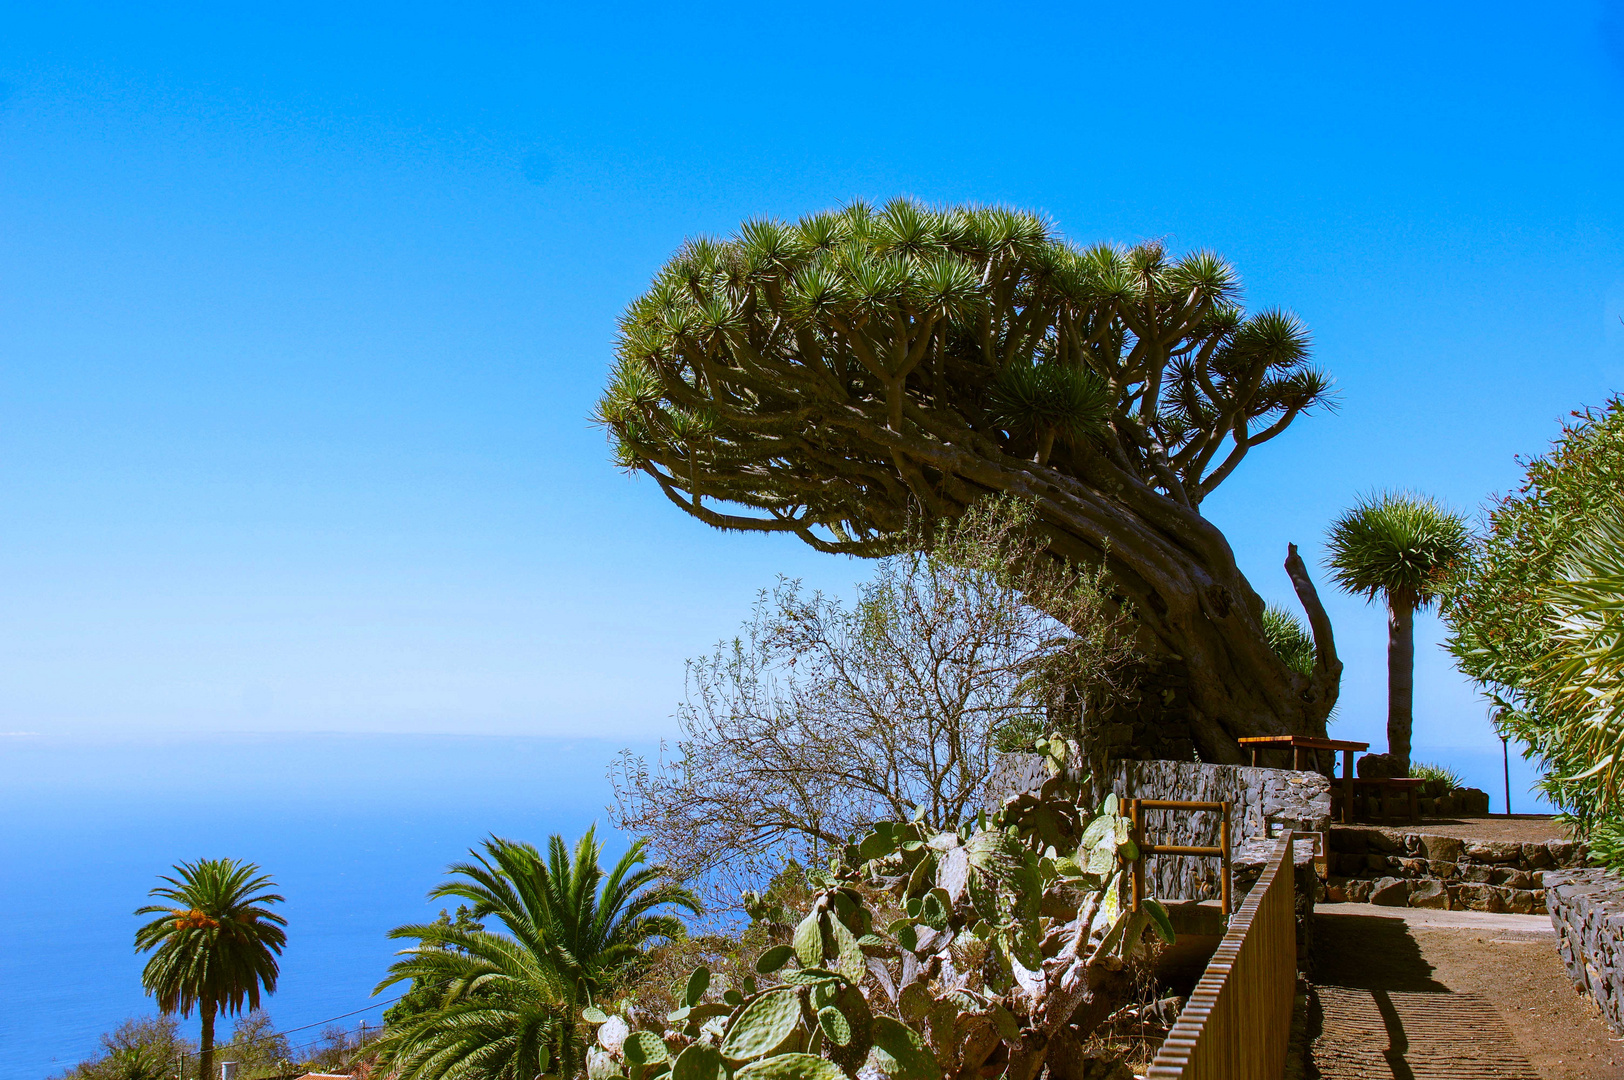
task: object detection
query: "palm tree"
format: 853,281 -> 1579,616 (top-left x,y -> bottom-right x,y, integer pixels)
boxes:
1326,491 -> 1470,773
376,827 -> 700,1080
134,859 -> 286,1080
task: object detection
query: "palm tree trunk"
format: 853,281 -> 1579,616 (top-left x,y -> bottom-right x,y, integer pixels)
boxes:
1388,600 -> 1415,774
199,1000 -> 216,1080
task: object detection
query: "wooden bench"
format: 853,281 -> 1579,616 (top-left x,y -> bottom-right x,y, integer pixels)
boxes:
1238,736 -> 1370,824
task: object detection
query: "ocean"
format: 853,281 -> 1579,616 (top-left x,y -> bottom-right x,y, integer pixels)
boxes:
0,730 -> 1554,1080
0,733 -> 643,1080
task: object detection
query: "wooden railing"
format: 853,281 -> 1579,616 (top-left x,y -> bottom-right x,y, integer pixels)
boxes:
1129,798 -> 1233,916
1146,836 -> 1297,1080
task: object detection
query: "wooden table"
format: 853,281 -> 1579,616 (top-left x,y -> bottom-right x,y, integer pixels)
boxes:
1238,735 -> 1370,824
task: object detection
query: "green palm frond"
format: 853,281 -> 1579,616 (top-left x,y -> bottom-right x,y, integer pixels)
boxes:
132,859 -> 286,1020
377,828 -> 700,1080
1324,491 -> 1471,610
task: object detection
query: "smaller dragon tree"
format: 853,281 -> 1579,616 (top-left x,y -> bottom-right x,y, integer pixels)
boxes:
583,753 -> 1171,1080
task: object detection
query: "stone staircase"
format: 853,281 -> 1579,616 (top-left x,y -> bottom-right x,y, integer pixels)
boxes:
1322,824 -> 1588,913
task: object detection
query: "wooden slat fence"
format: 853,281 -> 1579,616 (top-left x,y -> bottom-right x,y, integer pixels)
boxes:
1146,835 -> 1297,1079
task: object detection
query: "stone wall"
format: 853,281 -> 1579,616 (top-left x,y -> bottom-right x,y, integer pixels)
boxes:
1545,868 -> 1624,1035
1109,759 -> 1331,903
983,755 -> 1331,903
1324,827 -> 1584,912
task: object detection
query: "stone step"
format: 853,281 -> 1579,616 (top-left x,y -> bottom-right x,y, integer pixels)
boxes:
1330,825 -> 1586,871
1330,854 -> 1551,888
1324,873 -> 1546,914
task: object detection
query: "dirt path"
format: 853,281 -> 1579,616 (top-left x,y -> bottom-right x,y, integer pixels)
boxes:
1307,905 -> 1623,1079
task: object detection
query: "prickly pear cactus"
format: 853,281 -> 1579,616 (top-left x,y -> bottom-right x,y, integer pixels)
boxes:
582,737 -> 1172,1080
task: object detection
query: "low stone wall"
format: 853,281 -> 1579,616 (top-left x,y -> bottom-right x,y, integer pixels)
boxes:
1110,759 -> 1330,904
983,755 -> 1331,903
1324,827 -> 1584,913
1545,868 -> 1624,1034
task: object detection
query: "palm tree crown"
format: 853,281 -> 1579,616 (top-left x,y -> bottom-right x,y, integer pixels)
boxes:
376,827 -> 700,1080
1325,491 -> 1470,610
134,858 -> 286,1080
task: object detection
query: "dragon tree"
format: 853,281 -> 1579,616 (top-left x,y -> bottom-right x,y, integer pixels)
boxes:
596,199 -> 1343,760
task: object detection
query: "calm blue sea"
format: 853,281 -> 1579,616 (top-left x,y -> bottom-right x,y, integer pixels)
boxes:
0,731 -> 1553,1080
0,733 -> 646,1080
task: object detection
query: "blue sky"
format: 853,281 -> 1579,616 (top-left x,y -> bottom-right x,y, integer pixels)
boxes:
1,2 -> 1621,779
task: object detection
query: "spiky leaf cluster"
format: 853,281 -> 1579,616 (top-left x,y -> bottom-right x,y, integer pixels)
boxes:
596,199 -> 1334,554
1325,491 -> 1470,611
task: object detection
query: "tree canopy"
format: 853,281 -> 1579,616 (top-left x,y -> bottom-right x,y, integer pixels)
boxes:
597,199 -> 1342,757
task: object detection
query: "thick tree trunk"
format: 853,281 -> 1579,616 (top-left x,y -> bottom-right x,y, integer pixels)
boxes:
1017,479 -> 1341,762
1388,601 -> 1415,773
199,1000 -> 216,1080
850,421 -> 1344,761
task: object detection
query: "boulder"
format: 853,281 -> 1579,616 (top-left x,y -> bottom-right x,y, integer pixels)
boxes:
1358,753 -> 1402,779
1419,835 -> 1464,863
1465,840 -> 1522,864
1457,788 -> 1492,815
1506,889 -> 1538,914
1409,879 -> 1449,909
1454,884 -> 1509,913
1370,877 -> 1410,906
1346,879 -> 1374,903
1427,860 -> 1459,879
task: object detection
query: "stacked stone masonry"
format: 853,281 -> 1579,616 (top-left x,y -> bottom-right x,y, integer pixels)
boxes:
1545,868 -> 1624,1035
1109,759 -> 1332,903
1323,826 -> 1588,913
985,754 -> 1332,903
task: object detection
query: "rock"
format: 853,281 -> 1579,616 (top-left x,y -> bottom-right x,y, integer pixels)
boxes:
1368,830 -> 1403,854
1526,844 -> 1555,869
1457,788 -> 1492,814
1547,840 -> 1579,866
1324,878 -> 1350,903
1428,860 -> 1459,879
1358,753 -> 1401,779
1398,857 -> 1428,876
1465,840 -> 1522,864
1494,869 -> 1535,890
1346,878 -> 1374,903
1409,879 -> 1449,909
1419,835 -> 1464,863
1461,865 -> 1494,883
1370,877 -> 1410,906
1418,797 -> 1436,817
1336,830 -> 1370,855
1454,884 -> 1508,913
1506,889 -> 1538,914
1435,794 -> 1456,816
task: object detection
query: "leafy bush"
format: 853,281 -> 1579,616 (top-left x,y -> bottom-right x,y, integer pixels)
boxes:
586,752 -> 1170,1080
52,1017 -> 194,1080
1445,397 -> 1624,831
